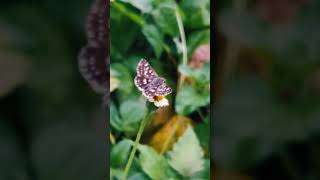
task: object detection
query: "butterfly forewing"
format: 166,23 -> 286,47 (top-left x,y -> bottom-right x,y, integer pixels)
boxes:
86,0 -> 109,47
136,59 -> 158,78
134,76 -> 152,91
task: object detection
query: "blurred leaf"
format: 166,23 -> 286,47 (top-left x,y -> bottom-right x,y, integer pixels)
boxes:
150,115 -> 192,153
152,1 -> 179,37
110,100 -> 123,131
112,63 -> 133,96
127,172 -> 150,180
147,105 -> 174,129
111,139 -> 132,168
194,121 -> 210,149
111,4 -> 140,55
189,160 -> 210,180
118,0 -> 153,13
111,99 -> 146,134
187,29 -> 210,58
142,24 -> 164,58
168,126 -> 205,177
138,144 -> 176,179
180,0 -> 210,28
178,63 -> 210,85
110,70 -> 120,93
175,85 -> 210,115
120,100 -> 146,123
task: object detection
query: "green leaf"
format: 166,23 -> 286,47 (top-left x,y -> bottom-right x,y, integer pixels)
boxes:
189,160 -> 210,180
128,173 -> 151,180
175,85 -> 210,115
111,140 -> 132,167
178,64 -> 210,84
168,126 -> 205,177
142,24 -> 164,58
120,100 -> 146,123
138,144 -> 176,179
178,64 -> 194,77
111,4 -> 140,54
117,0 -> 153,13
152,1 -> 179,37
180,0 -> 210,28
111,63 -> 133,97
110,100 -> 123,131
194,122 -> 210,149
110,168 -> 123,179
110,99 -> 146,134
187,29 -> 210,57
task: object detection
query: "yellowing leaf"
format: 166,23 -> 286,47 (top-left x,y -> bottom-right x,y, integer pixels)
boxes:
149,115 -> 192,153
168,126 -> 205,177
110,76 -> 119,92
147,105 -> 174,129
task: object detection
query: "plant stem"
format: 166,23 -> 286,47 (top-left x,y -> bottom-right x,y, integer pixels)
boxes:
121,110 -> 150,180
175,5 -> 188,91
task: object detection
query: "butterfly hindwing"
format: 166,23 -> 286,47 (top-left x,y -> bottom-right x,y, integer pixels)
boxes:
155,83 -> 172,96
142,86 -> 158,98
78,45 -> 109,94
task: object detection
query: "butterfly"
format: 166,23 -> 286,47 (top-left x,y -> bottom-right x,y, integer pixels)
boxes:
134,59 -> 172,98
78,0 -> 109,105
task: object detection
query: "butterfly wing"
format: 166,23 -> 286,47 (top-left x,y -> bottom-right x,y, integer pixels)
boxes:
78,45 -> 109,94
134,76 -> 152,91
155,83 -> 172,96
136,59 -> 158,78
86,0 -> 109,47
78,0 -> 109,95
142,86 -> 158,98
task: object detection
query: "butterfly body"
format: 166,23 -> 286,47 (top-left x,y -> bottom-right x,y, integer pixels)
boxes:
134,59 -> 172,98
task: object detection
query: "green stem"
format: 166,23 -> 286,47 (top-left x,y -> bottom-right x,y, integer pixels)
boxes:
121,110 -> 150,180
175,5 -> 188,91
175,6 -> 187,66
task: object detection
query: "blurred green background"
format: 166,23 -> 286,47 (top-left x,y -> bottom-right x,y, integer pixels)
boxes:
0,0 -> 106,180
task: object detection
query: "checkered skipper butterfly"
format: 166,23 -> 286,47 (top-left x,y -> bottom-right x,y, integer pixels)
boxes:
134,59 -> 172,98
78,0 -> 109,105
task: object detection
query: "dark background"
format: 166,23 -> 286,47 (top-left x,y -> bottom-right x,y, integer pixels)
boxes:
0,0 -> 106,179
213,0 -> 320,179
